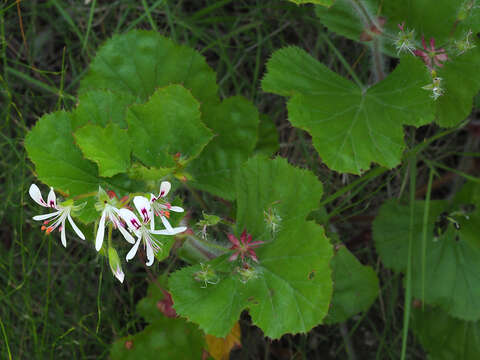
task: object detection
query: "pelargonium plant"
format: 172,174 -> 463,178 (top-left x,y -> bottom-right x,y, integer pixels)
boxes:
23,0 -> 480,357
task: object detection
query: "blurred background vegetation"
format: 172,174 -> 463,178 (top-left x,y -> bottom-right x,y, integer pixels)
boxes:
1,0 -> 478,359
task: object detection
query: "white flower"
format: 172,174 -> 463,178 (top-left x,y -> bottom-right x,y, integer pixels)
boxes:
29,184 -> 85,247
119,196 -> 186,266
94,187 -> 135,251
95,204 -> 135,251
150,181 -> 184,233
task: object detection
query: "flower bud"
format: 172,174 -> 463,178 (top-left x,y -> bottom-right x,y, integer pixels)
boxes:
108,247 -> 125,283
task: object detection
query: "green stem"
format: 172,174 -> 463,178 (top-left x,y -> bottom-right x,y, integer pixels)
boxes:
400,154 -> 416,360
371,38 -> 385,82
0,315 -> 12,360
421,168 -> 434,309
319,166 -> 388,207
349,0 -> 375,26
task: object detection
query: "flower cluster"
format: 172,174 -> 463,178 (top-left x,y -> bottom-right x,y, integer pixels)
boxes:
29,181 -> 186,283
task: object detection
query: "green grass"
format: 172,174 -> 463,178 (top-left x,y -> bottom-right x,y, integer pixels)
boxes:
0,0 -> 476,359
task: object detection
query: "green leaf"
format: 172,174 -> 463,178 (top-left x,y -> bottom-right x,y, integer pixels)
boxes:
412,306 -> 480,360
262,47 -> 434,174
126,85 -> 213,169
25,111 -> 99,195
436,44 -> 480,127
254,114 -> 279,156
80,30 -> 219,105
324,246 -> 379,324
170,157 -> 333,338
74,123 -> 131,177
188,96 -> 259,200
289,0 -> 335,6
373,198 -> 480,321
71,90 -> 136,130
110,317 -> 205,360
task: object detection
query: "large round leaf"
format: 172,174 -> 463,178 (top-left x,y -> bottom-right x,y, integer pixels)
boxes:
79,30 -> 219,105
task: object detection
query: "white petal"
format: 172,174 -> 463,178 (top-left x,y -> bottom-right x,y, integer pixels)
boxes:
33,211 -> 60,221
159,181 -> 171,198
150,229 -> 173,235
60,222 -> 67,247
114,265 -> 125,283
95,211 -> 107,251
150,212 -> 156,231
118,208 -> 141,231
145,242 -> 154,266
29,184 -> 47,207
68,214 -> 85,240
126,237 -> 141,262
117,223 -> 135,244
170,206 -> 184,212
169,226 -> 187,235
160,215 -> 173,233
151,226 -> 187,235
133,196 -> 151,223
47,187 -> 57,208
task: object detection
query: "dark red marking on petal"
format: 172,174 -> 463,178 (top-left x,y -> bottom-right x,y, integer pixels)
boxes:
141,208 -> 149,223
130,219 -> 141,230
